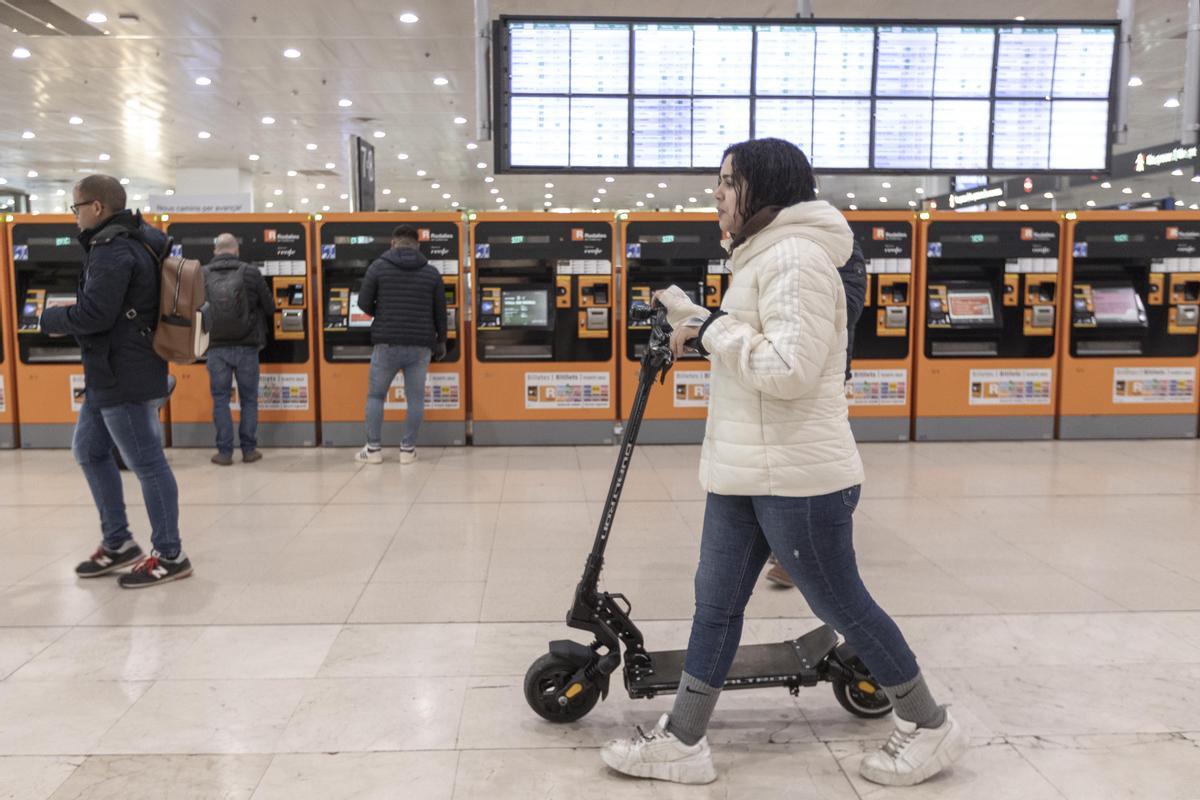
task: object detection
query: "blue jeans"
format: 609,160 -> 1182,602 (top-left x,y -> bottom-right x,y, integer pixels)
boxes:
207,346 -> 260,455
685,489 -> 919,688
73,398 -> 181,558
365,344 -> 431,449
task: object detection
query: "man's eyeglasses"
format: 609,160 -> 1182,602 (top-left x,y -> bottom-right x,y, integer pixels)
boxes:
69,199 -> 97,215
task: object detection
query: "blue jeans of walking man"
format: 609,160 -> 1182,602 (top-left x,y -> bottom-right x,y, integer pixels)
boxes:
207,345 -> 260,456
73,397 -> 181,558
365,344 -> 431,449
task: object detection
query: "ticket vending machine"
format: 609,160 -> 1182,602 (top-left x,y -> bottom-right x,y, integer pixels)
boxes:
0,221 -> 17,448
914,212 -> 1063,440
845,212 -> 917,441
619,212 -> 727,443
469,213 -> 617,445
1058,212 -> 1200,438
8,215 -> 88,447
316,213 -> 467,446
162,215 -> 318,447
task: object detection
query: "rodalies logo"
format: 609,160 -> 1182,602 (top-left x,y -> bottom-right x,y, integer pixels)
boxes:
572,228 -> 607,243
265,229 -> 302,244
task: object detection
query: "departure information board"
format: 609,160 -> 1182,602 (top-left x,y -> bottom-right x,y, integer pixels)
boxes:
497,17 -> 1119,173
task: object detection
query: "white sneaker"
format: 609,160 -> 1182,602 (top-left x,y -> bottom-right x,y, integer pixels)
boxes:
600,714 -> 717,785
859,710 -> 968,787
355,446 -> 383,465
399,448 -> 417,465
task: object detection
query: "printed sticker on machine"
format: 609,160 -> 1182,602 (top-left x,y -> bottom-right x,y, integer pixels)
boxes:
1113,367 -> 1197,404
525,372 -> 611,409
968,369 -> 1052,405
673,371 -> 710,408
0,374 -> 5,414
226,374 -> 311,411
846,369 -> 908,406
69,374 -> 86,412
384,372 -> 461,411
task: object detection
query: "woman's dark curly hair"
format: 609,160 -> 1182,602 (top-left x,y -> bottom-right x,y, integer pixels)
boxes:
720,138 -> 817,227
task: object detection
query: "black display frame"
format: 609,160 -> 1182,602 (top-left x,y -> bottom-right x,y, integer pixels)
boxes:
493,15 -> 1120,176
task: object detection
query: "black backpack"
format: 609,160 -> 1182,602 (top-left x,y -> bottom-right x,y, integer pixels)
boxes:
204,262 -> 253,341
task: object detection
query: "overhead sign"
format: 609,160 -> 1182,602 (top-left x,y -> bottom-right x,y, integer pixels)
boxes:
350,135 -> 376,213
148,194 -> 252,213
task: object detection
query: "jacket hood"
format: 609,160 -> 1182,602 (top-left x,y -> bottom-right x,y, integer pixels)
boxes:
79,210 -> 168,253
727,200 -> 852,272
380,246 -> 428,270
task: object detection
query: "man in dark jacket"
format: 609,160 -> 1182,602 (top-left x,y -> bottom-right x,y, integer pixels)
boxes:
203,233 -> 275,466
355,225 -> 447,465
41,174 -> 191,589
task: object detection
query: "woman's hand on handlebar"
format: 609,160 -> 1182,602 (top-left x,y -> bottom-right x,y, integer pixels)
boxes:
654,286 -> 710,330
669,323 -> 702,358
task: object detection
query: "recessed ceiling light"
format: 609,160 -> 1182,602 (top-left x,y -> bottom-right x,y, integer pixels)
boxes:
382,188 -> 392,195
1141,191 -> 1153,198
1122,187 -> 1133,193
338,98 -> 353,108
417,170 -> 427,177
544,201 -> 552,207
1165,97 -> 1181,108
881,181 -> 892,189
431,182 -> 441,189
1019,203 -> 1029,210
704,187 -> 713,194
287,170 -> 298,177
688,196 -> 697,202
373,130 -> 386,138
1086,200 -> 1097,207
340,193 -> 349,200
879,196 -> 888,203
1014,16 -> 1026,21
316,183 -> 326,189
261,116 -> 275,125
28,195 -> 37,201
265,201 -> 275,208
86,11 -> 107,23
453,116 -> 467,125
545,183 -> 554,189
283,48 -> 301,59
55,189 -> 65,196
399,12 -> 419,23
397,153 -> 409,160
846,192 -> 855,199
915,187 -> 925,194
997,200 -> 1008,207
198,131 -> 211,139
0,178 -> 7,185
119,177 -> 130,185
490,188 -> 499,194
635,201 -> 645,207
26,170 -> 38,178
1172,168 -> 1184,176
273,189 -> 283,196
592,197 -> 601,203
451,201 -> 460,208
1043,192 -> 1054,199
1192,176 -> 1200,183
848,204 -> 858,211
249,153 -> 260,161
69,116 -> 83,125
397,197 -> 407,203
195,76 -> 211,86
605,176 -> 615,183
484,176 -> 494,183
300,197 -> 310,204
657,182 -> 667,189
99,153 -> 110,161
1191,203 -> 1200,210
476,162 -> 488,169
1100,181 -> 1111,188
411,205 -> 420,211
442,193 -> 452,199
21,131 -> 34,139
545,193 -> 553,199
646,192 -> 655,198
12,47 -> 31,59
306,143 -> 318,151
498,205 -> 507,211
325,162 -> 335,169
466,143 -> 478,150
496,197 -> 504,203
433,77 -> 448,86
1128,76 -> 1143,87
322,205 -> 331,211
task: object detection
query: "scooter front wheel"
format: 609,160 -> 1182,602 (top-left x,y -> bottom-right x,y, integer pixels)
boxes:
524,652 -> 601,723
831,674 -> 892,719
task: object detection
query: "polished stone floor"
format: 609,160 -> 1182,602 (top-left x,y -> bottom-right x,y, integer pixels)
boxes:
0,439 -> 1198,798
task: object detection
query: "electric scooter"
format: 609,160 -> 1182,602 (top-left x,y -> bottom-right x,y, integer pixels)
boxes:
524,302 -> 893,724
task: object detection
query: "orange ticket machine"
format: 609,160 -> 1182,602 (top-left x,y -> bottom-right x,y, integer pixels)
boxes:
0,221 -> 16,448
619,212 -> 727,443
845,213 -> 917,441
316,213 -> 467,446
914,212 -> 1063,440
7,215 -> 88,447
1058,212 -> 1200,438
162,215 -> 318,447
469,213 -> 617,445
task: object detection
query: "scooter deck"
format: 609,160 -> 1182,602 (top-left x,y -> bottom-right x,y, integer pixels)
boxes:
626,625 -> 839,697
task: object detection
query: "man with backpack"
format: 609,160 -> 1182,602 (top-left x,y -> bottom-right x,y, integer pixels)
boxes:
203,233 -> 274,466
41,174 -> 192,588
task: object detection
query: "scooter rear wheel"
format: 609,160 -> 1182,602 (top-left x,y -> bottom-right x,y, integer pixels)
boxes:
524,652 -> 601,723
832,674 -> 892,719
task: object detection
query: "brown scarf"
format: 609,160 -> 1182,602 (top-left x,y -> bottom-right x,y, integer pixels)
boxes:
729,205 -> 784,253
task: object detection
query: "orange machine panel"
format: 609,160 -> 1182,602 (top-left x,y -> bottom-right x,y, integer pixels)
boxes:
316,213 -> 467,447
914,212 -> 1064,441
845,212 -> 918,441
471,212 -> 617,445
1058,211 -> 1200,438
0,220 -> 17,448
160,214 -> 318,448
618,212 -> 726,444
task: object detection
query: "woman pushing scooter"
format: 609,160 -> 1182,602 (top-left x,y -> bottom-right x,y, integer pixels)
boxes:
600,138 -> 969,787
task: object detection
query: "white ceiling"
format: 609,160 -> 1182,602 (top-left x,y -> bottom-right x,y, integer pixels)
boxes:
0,0 -> 1192,215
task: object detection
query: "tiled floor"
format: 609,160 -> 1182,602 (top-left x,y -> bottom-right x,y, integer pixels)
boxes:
1,439 -> 1199,798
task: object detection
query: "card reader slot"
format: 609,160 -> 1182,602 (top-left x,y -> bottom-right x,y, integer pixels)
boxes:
930,340 -> 999,357
1076,340 -> 1144,356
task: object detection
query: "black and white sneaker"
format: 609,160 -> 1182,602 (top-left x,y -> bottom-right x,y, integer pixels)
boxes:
75,542 -> 144,578
117,551 -> 193,589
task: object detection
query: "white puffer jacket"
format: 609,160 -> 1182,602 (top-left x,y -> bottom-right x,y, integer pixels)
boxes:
696,201 -> 865,497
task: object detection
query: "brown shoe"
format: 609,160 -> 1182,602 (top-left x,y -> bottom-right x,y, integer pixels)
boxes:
242,450 -> 263,463
765,560 -> 795,589
211,452 -> 233,466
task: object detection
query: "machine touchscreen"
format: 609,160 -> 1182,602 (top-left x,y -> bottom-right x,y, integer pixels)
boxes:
1092,285 -> 1146,326
348,292 -> 373,328
501,288 -> 551,328
946,290 -> 995,325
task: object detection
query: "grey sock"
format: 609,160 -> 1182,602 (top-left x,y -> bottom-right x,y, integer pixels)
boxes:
883,672 -> 946,729
666,672 -> 721,746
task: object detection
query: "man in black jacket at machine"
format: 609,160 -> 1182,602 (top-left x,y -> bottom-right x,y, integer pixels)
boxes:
355,225 -> 447,465
42,174 -> 192,589
204,232 -> 275,466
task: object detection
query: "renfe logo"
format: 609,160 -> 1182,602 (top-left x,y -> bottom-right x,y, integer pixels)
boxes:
872,227 -> 886,240
264,229 -> 277,243
571,228 -> 585,241
418,228 -> 431,241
